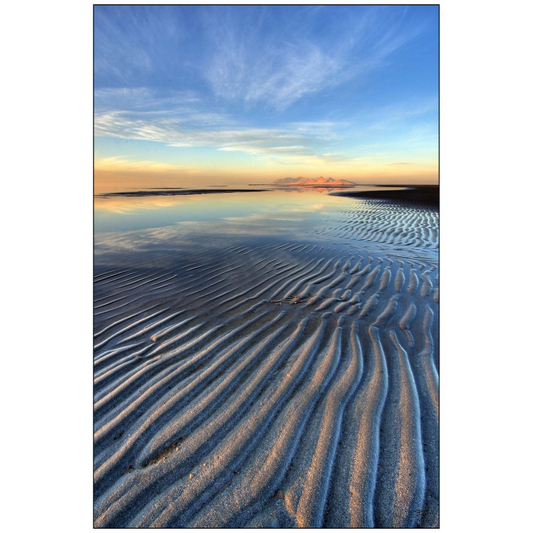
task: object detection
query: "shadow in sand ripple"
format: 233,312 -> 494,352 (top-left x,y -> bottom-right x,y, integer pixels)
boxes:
94,190 -> 439,528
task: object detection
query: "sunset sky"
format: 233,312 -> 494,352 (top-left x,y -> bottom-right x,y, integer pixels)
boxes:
94,5 -> 438,190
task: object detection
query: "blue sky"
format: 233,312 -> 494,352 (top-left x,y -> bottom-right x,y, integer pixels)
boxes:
94,5 -> 438,187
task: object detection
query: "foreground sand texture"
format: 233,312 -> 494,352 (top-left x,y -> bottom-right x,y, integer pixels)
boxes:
94,192 -> 439,528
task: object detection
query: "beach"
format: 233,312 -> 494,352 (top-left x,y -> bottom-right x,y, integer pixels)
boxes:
94,187 -> 439,527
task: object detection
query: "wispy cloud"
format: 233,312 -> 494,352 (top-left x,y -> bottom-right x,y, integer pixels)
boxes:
94,6 -> 438,173
94,98 -> 437,166
95,155 -> 200,174
201,6 -> 426,111
365,99 -> 438,132
94,106 -> 341,161
95,6 -> 428,112
94,88 -> 201,112
94,6 -> 186,84
206,39 -> 343,111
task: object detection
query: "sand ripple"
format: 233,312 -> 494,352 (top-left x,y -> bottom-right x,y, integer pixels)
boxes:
94,197 -> 439,528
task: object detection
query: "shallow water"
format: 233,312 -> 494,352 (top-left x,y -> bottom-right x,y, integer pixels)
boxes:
96,189 -> 352,233
95,188 -> 437,267
94,188 -> 439,528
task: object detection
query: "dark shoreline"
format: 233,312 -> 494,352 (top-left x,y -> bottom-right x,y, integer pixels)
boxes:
330,186 -> 439,207
97,189 -> 270,198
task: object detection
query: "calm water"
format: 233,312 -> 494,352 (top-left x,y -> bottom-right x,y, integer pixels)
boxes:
94,187 -> 438,272
95,189 -> 360,269
95,189 -> 351,234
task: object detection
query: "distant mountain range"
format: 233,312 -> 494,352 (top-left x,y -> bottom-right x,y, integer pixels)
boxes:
272,176 -> 355,187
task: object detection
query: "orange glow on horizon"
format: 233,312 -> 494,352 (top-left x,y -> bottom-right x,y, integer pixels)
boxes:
94,160 -> 438,195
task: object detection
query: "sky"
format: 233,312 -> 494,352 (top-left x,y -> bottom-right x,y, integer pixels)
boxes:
94,5 -> 438,190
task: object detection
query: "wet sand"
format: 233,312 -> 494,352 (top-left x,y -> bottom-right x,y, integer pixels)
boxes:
94,190 -> 439,528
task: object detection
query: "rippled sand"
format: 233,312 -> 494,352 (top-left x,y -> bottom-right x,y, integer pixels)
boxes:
94,190 -> 439,528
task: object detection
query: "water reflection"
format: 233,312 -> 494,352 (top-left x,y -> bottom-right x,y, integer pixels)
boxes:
94,189 -> 352,234
94,186 -> 438,275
